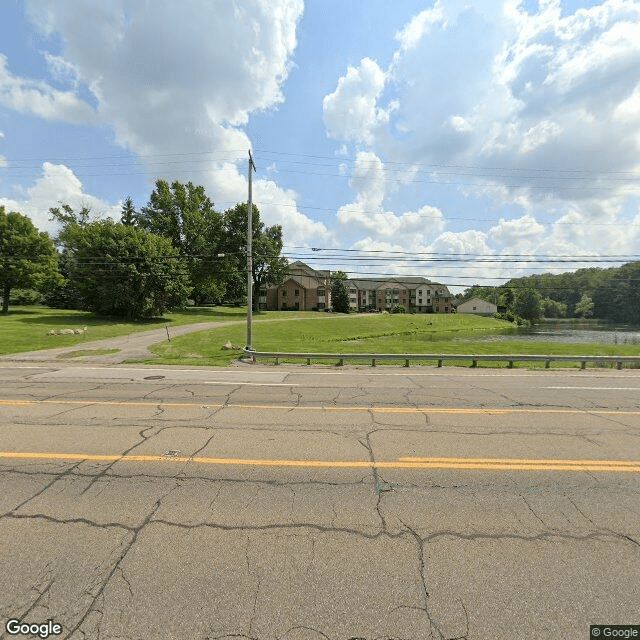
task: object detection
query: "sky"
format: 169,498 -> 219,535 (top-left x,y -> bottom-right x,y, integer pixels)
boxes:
1,0 -> 639,292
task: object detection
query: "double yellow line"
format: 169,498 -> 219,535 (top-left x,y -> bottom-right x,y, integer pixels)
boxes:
1,452 -> 639,473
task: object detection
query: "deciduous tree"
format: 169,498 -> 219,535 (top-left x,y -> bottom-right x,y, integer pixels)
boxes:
221,203 -> 288,311
63,220 -> 191,319
137,180 -> 225,304
574,294 -> 595,318
0,206 -> 60,313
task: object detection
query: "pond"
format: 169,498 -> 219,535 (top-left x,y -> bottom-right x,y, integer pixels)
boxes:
457,320 -> 640,345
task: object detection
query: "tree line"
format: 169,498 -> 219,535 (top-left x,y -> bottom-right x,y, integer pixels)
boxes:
456,263 -> 640,324
0,179 -> 288,318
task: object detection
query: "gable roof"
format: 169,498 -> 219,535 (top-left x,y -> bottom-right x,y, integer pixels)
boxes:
288,261 -> 331,278
282,275 -> 308,288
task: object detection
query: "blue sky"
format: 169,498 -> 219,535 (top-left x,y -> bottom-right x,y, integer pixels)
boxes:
1,0 -> 640,291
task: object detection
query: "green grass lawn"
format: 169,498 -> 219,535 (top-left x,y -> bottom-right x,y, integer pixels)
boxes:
4,307 -> 639,369
142,313 -> 640,368
0,305 -> 250,355
0,305 -> 366,356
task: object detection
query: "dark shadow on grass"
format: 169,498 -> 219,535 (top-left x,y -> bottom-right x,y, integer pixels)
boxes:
1,308 -> 45,316
177,307 -> 246,319
18,313 -> 167,326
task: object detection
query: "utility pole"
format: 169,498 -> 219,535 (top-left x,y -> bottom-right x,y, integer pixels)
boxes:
246,149 -> 256,351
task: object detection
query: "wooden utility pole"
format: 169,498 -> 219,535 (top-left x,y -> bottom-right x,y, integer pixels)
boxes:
246,150 -> 256,351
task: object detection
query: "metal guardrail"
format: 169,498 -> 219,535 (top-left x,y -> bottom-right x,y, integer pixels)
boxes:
242,349 -> 640,370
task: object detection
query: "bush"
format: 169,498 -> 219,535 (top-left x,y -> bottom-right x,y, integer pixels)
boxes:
43,281 -> 84,309
9,289 -> 43,305
390,304 -> 406,314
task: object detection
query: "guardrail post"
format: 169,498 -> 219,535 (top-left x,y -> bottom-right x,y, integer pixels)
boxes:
471,358 -> 477,368
438,359 -> 442,367
372,358 -> 376,366
405,358 -> 410,367
545,359 -> 550,369
338,358 -> 344,366
581,361 -> 586,370
275,357 -> 279,365
617,361 -> 622,370
306,358 -> 310,365
508,360 -> 514,368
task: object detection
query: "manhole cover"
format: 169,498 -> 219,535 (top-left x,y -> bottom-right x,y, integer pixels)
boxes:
144,375 -> 165,380
163,450 -> 181,457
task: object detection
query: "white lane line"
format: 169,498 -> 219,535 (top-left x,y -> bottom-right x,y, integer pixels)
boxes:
201,381 -> 299,387
0,366 -> 51,369
544,386 -> 640,390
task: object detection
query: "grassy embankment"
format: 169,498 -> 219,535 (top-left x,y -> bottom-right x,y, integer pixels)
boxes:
0,305 -> 300,356
143,312 -> 640,368
3,307 -> 638,368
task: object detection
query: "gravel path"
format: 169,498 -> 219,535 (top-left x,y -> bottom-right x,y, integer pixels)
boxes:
0,315 -> 355,365
0,320 -> 246,364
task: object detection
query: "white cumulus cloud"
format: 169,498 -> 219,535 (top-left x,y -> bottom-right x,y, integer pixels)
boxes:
322,0 -> 640,273
323,58 -> 392,145
0,163 -> 121,236
0,54 -> 96,124
14,0 -> 326,247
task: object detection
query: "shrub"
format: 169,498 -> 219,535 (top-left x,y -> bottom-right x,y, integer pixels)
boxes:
9,289 -> 43,305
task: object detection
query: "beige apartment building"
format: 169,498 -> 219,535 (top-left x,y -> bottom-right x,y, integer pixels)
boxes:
348,277 -> 453,313
262,261 -> 332,311
263,262 -> 453,313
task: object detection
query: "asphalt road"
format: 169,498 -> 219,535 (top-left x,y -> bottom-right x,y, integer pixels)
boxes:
1,362 -> 639,640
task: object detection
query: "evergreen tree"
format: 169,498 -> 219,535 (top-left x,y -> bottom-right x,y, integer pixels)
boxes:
331,277 -> 350,313
120,196 -> 136,226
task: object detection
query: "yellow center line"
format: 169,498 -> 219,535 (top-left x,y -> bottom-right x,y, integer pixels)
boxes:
398,456 -> 640,466
1,451 -> 639,473
0,399 -> 639,416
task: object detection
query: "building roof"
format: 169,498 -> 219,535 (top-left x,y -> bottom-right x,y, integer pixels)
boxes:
347,276 -> 451,294
288,261 -> 331,278
457,297 -> 497,310
348,276 -> 433,287
282,275 -> 308,288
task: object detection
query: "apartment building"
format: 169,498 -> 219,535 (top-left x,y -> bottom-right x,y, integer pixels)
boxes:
348,277 -> 453,313
262,261 -> 331,311
263,263 -> 452,313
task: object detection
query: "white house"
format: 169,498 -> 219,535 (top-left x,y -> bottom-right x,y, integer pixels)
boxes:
457,297 -> 497,316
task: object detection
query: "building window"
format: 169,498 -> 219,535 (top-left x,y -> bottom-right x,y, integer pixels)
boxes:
281,290 -> 287,297
317,287 -> 325,295
260,289 -> 267,297
295,289 -> 299,297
